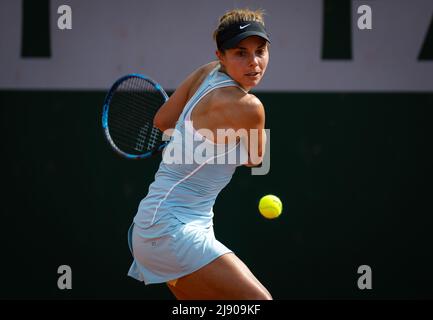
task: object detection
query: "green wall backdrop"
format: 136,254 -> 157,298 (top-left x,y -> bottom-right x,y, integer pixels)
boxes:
1,91 -> 432,299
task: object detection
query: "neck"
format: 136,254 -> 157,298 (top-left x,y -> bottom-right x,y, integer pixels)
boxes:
218,63 -> 227,74
217,64 -> 250,92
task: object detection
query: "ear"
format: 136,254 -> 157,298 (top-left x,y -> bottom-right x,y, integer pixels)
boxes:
215,50 -> 224,64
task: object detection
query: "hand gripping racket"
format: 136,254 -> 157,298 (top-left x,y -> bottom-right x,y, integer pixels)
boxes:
102,74 -> 169,159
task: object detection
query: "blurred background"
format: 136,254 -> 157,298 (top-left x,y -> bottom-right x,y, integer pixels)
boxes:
1,0 -> 432,299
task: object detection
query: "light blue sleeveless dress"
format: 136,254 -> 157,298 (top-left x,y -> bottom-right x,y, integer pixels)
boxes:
127,64 -> 249,284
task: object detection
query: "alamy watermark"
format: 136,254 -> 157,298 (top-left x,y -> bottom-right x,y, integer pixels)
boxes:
57,265 -> 72,290
357,5 -> 372,30
159,122 -> 270,175
357,265 -> 372,290
57,5 -> 72,30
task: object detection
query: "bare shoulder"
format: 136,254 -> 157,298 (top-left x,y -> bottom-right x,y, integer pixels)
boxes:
218,89 -> 265,128
200,61 -> 219,74
186,61 -> 219,98
238,94 -> 265,127
219,88 -> 263,109
239,93 -> 264,113
190,61 -> 219,82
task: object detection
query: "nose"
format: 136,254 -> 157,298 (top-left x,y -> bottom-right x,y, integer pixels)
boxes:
249,53 -> 259,67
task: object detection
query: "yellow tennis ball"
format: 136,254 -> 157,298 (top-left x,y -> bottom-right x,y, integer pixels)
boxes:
259,195 -> 282,219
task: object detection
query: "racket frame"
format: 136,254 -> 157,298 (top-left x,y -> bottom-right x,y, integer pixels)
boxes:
102,74 -> 169,159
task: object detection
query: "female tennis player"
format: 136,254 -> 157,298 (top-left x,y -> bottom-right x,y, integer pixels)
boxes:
127,8 -> 272,300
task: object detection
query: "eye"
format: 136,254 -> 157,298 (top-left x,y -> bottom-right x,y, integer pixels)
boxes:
256,49 -> 265,56
236,51 -> 247,57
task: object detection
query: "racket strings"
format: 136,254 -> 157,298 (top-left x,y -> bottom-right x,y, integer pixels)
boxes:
109,103 -> 155,129
110,119 -> 164,154
107,77 -> 165,155
110,110 -> 163,153
117,78 -> 164,115
110,95 -> 158,126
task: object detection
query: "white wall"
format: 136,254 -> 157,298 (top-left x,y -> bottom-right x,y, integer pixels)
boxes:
0,0 -> 432,91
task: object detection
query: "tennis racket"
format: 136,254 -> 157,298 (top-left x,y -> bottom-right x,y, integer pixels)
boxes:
102,74 -> 169,159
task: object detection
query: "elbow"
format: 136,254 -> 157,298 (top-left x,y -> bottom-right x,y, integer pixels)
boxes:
244,162 -> 262,168
244,152 -> 264,167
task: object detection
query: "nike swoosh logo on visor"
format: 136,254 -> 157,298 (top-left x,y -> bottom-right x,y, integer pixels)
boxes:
239,24 -> 251,29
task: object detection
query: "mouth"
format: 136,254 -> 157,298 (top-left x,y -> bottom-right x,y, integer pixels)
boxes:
245,71 -> 261,77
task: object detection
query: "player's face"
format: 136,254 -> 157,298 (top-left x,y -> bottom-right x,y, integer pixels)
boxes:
217,36 -> 269,91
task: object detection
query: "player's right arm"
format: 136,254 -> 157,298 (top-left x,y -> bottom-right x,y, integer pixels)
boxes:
154,61 -> 219,132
